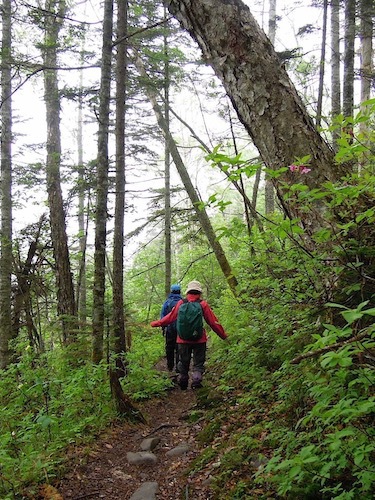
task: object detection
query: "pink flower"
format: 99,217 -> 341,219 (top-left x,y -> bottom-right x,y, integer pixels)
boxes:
288,164 -> 311,174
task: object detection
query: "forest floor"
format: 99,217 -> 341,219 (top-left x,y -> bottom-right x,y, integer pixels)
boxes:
51,360 -> 213,500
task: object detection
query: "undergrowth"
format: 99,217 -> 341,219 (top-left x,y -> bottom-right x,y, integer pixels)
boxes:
0,329 -> 169,498
189,169 -> 375,499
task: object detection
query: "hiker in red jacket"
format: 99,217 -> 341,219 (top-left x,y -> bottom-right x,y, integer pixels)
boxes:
151,280 -> 228,390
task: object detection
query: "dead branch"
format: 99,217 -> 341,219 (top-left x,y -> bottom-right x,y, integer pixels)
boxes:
290,328 -> 374,365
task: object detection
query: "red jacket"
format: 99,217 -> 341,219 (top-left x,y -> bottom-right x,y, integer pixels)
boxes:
151,293 -> 228,344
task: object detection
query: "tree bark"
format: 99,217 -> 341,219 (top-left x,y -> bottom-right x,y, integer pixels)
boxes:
112,0 -> 128,375
164,1 -> 347,198
92,0 -> 114,363
358,0 -> 374,151
359,0 -> 373,108
0,0 -> 14,368
316,0 -> 328,128
343,0 -> 356,119
264,0 -> 276,214
330,0 -> 341,146
132,51 -> 238,296
43,0 -> 77,343
164,6 -> 172,297
76,26 -> 87,326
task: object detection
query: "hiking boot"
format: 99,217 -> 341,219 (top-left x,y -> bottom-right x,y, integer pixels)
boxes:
191,371 -> 203,390
178,374 -> 188,390
191,380 -> 203,390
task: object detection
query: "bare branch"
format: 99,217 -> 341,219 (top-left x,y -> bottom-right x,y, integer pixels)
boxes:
290,328 -> 374,365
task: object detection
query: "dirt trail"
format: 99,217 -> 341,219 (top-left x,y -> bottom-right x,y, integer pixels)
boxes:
55,367 -> 212,500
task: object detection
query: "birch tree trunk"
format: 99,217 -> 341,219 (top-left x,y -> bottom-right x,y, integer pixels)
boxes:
43,0 -> 77,343
92,0 -> 113,363
164,1 -> 347,201
0,0 -> 14,368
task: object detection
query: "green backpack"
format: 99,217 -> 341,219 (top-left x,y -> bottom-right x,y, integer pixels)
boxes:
177,299 -> 203,340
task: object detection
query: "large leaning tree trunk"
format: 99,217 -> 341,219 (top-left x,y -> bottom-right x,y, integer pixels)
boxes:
43,0 -> 77,343
132,51 -> 238,297
164,0 -> 349,226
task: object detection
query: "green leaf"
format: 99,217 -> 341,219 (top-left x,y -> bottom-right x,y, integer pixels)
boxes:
289,465 -> 302,478
341,310 -> 364,324
362,308 -> 375,316
325,302 -> 349,310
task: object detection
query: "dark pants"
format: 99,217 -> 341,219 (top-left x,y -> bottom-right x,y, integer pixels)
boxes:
177,342 -> 206,386
165,329 -> 179,372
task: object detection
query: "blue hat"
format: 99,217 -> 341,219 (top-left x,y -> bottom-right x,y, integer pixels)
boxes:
171,283 -> 181,292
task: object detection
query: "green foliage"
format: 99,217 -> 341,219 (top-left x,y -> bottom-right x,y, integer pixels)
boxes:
184,154 -> 375,498
263,315 -> 375,499
0,326 -> 172,497
204,144 -> 262,181
0,344 -> 115,497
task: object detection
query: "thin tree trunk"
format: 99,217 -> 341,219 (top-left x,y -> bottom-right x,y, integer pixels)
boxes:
358,0 -> 373,168
316,0 -> 328,127
331,0 -> 341,146
112,0 -> 128,376
133,52 -> 238,296
77,27 -> 87,325
0,0 -> 13,368
359,0 -> 373,113
164,6 -> 172,297
43,0 -> 77,343
92,0 -> 114,363
343,0 -> 356,119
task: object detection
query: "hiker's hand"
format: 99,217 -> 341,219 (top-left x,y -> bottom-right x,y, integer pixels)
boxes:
150,321 -> 159,327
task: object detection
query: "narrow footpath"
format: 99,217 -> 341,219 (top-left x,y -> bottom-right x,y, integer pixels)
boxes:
54,365 -> 213,500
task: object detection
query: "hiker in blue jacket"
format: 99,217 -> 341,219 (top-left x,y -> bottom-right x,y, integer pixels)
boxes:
160,284 -> 182,374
